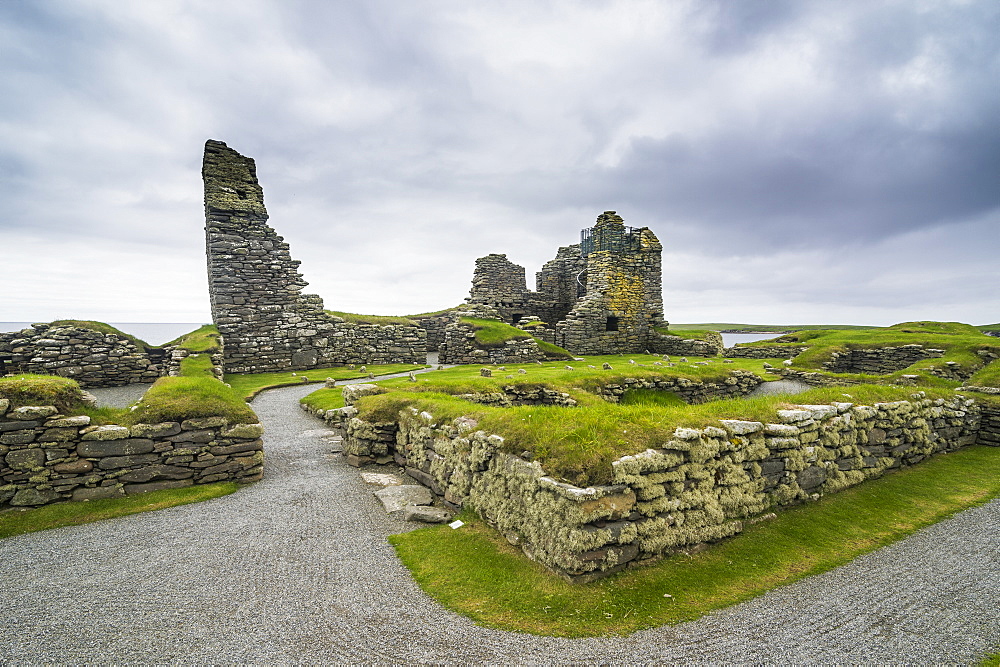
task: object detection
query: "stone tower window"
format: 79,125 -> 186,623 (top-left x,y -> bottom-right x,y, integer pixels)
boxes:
606,316 -> 620,331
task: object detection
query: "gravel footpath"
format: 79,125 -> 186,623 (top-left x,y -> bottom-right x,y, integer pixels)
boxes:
85,382 -> 153,408
1,383 -> 998,664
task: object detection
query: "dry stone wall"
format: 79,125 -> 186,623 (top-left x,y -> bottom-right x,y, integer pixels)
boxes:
724,345 -> 807,359
0,398 -> 264,510
0,324 -> 164,388
203,140 -> 425,373
438,320 -> 544,365
596,370 -> 763,404
332,386 -> 988,581
823,345 -> 944,374
651,331 -> 724,357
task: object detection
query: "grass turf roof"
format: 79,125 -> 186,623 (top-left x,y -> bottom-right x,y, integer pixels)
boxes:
460,317 -> 533,348
325,310 -> 419,326
0,374 -> 87,413
166,324 -> 221,352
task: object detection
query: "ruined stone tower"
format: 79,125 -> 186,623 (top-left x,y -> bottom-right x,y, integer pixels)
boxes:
556,211 -> 664,354
203,140 -> 425,372
465,211 -> 665,355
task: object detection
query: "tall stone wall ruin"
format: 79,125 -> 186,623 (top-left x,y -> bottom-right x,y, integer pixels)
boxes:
203,140 -> 426,373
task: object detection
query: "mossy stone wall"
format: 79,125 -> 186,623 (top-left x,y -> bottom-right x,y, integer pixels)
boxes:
335,390 -> 986,581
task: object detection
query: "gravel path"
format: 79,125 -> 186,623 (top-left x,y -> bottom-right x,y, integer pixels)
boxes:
1,383 -> 998,664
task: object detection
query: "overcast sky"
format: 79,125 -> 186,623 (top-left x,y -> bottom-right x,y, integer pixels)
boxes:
2,0 -> 998,327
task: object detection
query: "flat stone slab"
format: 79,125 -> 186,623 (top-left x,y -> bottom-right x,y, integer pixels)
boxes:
300,428 -> 339,439
403,505 -> 452,523
360,472 -> 404,487
373,485 -> 432,515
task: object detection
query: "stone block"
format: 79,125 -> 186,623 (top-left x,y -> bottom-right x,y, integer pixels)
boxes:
8,406 -> 58,420
39,428 -> 78,442
210,439 -> 263,456
181,416 -> 227,430
6,448 -> 46,471
169,430 -> 215,444
80,425 -> 131,441
72,486 -> 125,501
10,487 -> 61,506
402,505 -> 452,523
374,484 -> 433,515
797,465 -> 827,490
0,420 -> 40,432
118,465 -> 194,483
123,479 -> 193,495
219,423 -> 264,439
78,438 -> 155,458
97,453 -> 160,470
130,422 -> 181,438
1,432 -> 36,445
53,459 -> 94,474
46,415 -> 91,428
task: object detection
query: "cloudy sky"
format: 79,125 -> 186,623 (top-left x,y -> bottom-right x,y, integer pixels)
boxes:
2,0 -> 998,327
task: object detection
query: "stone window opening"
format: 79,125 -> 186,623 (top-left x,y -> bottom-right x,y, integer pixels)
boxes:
511,313 -> 523,325
606,316 -> 620,332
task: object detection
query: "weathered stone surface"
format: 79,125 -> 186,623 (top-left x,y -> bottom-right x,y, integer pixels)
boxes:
181,416 -> 227,430
72,486 -> 125,501
169,430 -> 214,444
219,423 -> 264,439
210,440 -> 263,456
78,438 -> 155,458
0,420 -> 39,432
373,485 -> 433,515
80,425 -> 131,441
10,487 -> 61,506
402,505 -> 452,523
38,427 -> 78,442
54,459 -> 94,474
797,465 -> 828,490
97,453 -> 161,470
46,415 -> 91,428
123,479 -> 193,495
129,422 -> 181,438
5,448 -> 46,471
8,406 -> 58,420
118,465 -> 194,483
341,384 -> 386,405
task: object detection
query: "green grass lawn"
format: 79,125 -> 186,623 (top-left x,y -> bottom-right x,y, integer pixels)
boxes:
0,482 -> 239,539
166,324 -> 221,352
225,363 -> 426,401
390,445 -> 1000,637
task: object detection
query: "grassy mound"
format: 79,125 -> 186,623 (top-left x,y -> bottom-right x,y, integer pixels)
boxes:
0,374 -> 87,413
128,376 -> 257,425
167,324 -> 221,352
461,317 -> 533,348
325,311 -> 418,326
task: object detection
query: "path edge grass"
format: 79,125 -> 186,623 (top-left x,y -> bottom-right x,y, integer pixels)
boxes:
388,445 -> 1000,638
0,482 -> 239,540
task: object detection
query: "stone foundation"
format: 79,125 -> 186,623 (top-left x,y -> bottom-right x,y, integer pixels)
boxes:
330,387 -> 987,581
823,345 -> 944,374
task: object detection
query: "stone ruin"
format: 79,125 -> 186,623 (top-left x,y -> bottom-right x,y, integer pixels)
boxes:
203,140 -> 426,373
463,211 -> 668,355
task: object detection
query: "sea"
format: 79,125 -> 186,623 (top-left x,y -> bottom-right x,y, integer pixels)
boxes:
0,323 -> 208,347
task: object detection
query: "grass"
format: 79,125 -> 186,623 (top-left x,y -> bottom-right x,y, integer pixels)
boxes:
0,374 -> 86,412
300,386 -> 345,412
670,323 -> 872,332
389,445 -> 1000,637
735,321 -> 1000,382
49,319 -> 152,351
179,353 -> 217,377
533,339 -> 574,359
461,317 -> 532,348
980,652 -> 1000,667
653,327 -> 715,341
325,310 -> 418,326
225,363 -> 425,401
969,359 -> 1000,388
0,482 -> 238,539
127,376 -> 257,425
166,324 -> 220,352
